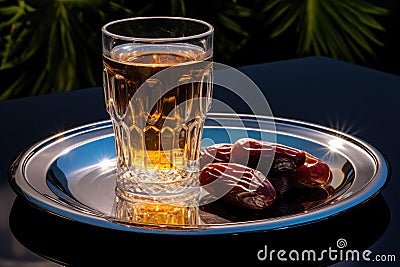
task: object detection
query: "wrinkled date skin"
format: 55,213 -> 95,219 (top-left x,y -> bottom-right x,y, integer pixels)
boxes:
267,173 -> 333,198
292,153 -> 332,187
199,163 -> 276,210
230,138 -> 306,174
199,143 -> 233,168
199,139 -> 333,211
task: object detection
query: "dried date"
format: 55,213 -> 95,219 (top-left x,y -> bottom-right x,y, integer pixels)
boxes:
230,138 -> 306,174
198,138 -> 333,211
199,143 -> 232,168
199,163 -> 276,210
291,153 -> 332,187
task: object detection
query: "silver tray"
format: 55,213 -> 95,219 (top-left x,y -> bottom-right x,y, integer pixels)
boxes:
9,113 -> 389,235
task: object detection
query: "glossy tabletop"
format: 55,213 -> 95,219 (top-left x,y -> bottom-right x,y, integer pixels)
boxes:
1,56 -> 399,266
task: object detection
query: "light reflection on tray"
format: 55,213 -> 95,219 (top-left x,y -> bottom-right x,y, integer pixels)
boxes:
9,113 -> 389,234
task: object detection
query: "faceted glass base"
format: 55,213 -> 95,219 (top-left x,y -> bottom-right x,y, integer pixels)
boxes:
115,186 -> 200,226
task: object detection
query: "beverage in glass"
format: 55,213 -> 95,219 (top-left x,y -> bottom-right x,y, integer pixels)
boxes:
102,17 -> 213,225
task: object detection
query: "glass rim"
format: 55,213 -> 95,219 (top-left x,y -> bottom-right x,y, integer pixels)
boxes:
102,16 -> 214,42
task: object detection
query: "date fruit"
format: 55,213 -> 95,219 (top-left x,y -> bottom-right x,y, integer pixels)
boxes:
230,138 -> 306,174
292,153 -> 332,187
198,138 -> 333,211
199,163 -> 276,210
199,143 -> 232,168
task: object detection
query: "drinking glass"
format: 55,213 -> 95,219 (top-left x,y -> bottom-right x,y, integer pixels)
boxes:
102,17 -> 213,225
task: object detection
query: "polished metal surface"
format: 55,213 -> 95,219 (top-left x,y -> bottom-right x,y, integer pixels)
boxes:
9,113 -> 389,235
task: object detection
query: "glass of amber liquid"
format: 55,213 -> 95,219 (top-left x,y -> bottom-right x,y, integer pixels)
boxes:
102,17 -> 213,226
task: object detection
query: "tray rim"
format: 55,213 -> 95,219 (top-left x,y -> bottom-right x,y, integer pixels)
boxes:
8,113 -> 390,235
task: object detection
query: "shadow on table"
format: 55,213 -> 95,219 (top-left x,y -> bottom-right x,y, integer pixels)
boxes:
9,193 -> 390,266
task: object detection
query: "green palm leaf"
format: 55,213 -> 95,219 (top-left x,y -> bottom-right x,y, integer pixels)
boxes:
0,0 -> 133,100
261,0 -> 389,62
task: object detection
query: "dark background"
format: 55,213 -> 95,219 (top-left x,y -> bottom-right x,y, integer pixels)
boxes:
0,0 -> 399,100
237,0 -> 400,74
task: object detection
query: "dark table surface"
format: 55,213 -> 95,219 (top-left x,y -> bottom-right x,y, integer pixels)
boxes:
1,56 -> 399,266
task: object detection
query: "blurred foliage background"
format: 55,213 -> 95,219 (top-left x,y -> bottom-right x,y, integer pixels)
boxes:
0,0 -> 398,100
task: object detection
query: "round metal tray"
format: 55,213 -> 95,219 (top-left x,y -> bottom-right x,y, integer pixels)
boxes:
9,113 -> 389,235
